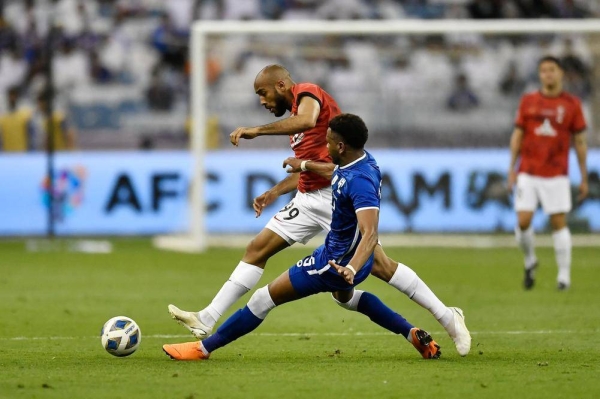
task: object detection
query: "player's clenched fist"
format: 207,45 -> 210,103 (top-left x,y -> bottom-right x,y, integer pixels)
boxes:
283,157 -> 304,173
229,127 -> 259,146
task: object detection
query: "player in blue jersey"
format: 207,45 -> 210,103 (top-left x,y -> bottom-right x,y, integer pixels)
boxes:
162,113 -> 441,360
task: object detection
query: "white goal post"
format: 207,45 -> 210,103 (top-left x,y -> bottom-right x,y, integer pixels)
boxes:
153,19 -> 600,253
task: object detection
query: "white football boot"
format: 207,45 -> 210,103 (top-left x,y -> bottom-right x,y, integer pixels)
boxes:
168,304 -> 212,340
446,307 -> 471,356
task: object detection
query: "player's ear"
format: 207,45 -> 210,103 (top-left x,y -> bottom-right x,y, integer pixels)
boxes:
275,80 -> 286,92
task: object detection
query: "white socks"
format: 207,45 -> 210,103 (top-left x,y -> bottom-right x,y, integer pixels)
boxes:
515,225 -> 537,269
388,263 -> 454,332
553,227 -> 572,286
331,290 -> 364,311
199,261 -> 263,328
247,286 -> 276,319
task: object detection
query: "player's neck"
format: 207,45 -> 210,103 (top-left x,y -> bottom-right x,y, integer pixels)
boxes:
284,81 -> 296,110
540,85 -> 563,98
339,150 -> 366,168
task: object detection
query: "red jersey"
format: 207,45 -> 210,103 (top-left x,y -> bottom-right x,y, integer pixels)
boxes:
515,91 -> 586,177
290,83 -> 341,192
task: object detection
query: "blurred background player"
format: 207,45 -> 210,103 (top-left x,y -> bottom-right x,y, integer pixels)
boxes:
37,91 -> 77,151
508,56 -> 588,290
163,114 -> 441,361
169,65 -> 470,356
0,86 -> 35,152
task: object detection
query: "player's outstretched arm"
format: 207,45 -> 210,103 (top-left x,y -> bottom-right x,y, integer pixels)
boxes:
329,209 -> 379,285
573,131 -> 588,201
507,127 -> 523,191
229,96 -> 320,146
283,157 -> 335,180
253,173 -> 300,218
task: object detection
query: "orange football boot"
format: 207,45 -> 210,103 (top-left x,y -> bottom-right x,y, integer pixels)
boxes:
163,341 -> 210,361
409,328 -> 441,359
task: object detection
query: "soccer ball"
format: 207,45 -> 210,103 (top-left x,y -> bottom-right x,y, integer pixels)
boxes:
101,316 -> 141,357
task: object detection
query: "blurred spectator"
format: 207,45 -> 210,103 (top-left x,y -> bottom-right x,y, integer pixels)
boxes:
165,0 -> 195,30
54,0 -> 98,37
447,73 -> 480,112
0,44 -> 28,99
146,67 -> 174,111
467,0 -> 504,19
499,62 -> 526,97
316,0 -> 369,19
78,27 -> 102,53
371,0 -> 407,19
260,0 -> 292,19
4,0 -> 49,37
0,15 -> 18,52
151,13 -> 188,69
36,91 -> 77,151
89,51 -> 112,84
555,0 -> 590,18
222,0 -> 261,19
98,11 -> 133,80
561,39 -> 592,99
0,87 -> 35,152
52,39 -> 89,94
513,0 -> 559,18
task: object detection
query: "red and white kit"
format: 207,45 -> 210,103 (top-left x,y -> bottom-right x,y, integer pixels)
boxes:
266,83 -> 342,244
514,91 -> 586,214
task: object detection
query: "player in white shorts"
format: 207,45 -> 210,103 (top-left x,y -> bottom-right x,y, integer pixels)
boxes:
169,65 -> 470,355
508,56 -> 588,290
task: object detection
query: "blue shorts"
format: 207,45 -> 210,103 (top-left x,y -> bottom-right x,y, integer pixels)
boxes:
288,245 -> 373,298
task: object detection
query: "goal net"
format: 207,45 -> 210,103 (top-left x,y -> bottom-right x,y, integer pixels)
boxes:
154,19 -> 600,252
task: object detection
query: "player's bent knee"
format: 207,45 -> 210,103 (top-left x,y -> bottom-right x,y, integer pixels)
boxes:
331,290 -> 364,311
247,286 -> 276,319
371,256 -> 396,282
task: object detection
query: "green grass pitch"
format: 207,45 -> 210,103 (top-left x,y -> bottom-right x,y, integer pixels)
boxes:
1,239 -> 599,399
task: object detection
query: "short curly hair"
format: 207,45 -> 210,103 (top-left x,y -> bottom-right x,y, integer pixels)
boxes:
328,113 -> 368,150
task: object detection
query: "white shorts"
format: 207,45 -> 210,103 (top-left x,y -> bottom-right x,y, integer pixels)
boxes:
514,173 -> 572,214
266,187 -> 332,245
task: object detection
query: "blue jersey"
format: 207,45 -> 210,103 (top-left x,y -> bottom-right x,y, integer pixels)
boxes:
287,151 -> 381,297
324,151 -> 381,266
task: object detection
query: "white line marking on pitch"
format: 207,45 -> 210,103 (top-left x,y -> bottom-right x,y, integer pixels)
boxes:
2,329 -> 597,341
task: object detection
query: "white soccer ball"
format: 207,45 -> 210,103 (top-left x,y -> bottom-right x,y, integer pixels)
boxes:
101,316 -> 141,357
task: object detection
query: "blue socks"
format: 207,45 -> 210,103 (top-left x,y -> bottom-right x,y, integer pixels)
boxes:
357,292 -> 414,338
202,292 -> 414,354
202,306 -> 263,353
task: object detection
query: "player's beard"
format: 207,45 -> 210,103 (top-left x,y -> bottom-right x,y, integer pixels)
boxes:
330,153 -> 340,165
272,94 -> 288,117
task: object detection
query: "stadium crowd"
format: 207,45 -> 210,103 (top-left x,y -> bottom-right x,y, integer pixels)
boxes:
0,0 -> 597,150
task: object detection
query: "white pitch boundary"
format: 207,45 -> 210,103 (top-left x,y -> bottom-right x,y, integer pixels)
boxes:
2,329 -> 596,341
207,234 -> 600,249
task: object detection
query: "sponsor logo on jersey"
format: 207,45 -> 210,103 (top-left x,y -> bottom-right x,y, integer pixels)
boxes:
534,118 -> 557,137
291,132 -> 304,148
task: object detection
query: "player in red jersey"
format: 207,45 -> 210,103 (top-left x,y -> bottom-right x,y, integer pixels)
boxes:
508,56 -> 588,290
169,65 -> 470,356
